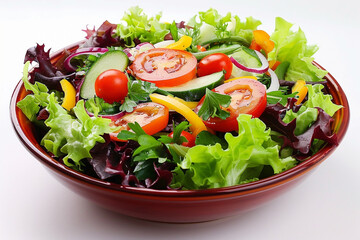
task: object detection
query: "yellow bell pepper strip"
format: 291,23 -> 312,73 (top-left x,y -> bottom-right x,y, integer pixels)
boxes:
165,35 -> 192,50
60,79 -> 76,111
251,30 -> 275,55
292,80 -> 308,105
224,76 -> 258,83
174,97 -> 199,109
149,93 -> 207,136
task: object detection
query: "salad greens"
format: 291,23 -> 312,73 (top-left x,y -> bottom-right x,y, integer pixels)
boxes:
268,17 -> 328,82
172,115 -> 296,189
18,62 -> 115,170
16,6 -> 342,190
116,6 -> 169,47
195,8 -> 261,46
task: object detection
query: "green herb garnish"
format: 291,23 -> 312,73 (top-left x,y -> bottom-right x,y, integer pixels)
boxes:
198,89 -> 231,120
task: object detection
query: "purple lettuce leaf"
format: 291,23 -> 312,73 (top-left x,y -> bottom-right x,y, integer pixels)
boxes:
82,20 -> 122,48
260,98 -> 338,157
87,136 -> 175,189
145,162 -> 175,190
24,44 -> 74,90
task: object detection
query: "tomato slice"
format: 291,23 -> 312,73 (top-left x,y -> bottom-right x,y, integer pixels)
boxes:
110,102 -> 169,141
130,48 -> 197,87
195,78 -> 267,132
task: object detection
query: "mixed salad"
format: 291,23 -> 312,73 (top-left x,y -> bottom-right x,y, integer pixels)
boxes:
17,7 -> 342,190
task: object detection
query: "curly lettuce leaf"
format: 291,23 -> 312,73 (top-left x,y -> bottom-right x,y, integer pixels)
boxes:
173,114 -> 296,189
282,84 -> 342,136
116,6 -> 169,47
304,84 -> 342,117
268,17 -> 327,82
283,106 -> 318,136
16,62 -> 50,121
41,97 -> 113,170
193,8 -> 261,45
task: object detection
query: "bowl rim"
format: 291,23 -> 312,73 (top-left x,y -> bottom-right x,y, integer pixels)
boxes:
9,42 -> 350,198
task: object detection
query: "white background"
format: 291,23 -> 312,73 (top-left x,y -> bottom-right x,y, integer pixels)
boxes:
1,0 -> 359,239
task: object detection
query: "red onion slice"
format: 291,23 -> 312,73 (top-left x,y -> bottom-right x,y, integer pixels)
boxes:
266,69 -> 280,92
64,47 -> 108,72
230,50 -> 269,74
124,42 -> 155,61
136,42 -> 155,50
123,48 -> 137,61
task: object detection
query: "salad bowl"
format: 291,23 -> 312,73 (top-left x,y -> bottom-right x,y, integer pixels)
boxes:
10,41 -> 349,223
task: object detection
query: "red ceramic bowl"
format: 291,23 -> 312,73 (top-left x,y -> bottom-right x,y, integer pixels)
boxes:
10,43 -> 350,223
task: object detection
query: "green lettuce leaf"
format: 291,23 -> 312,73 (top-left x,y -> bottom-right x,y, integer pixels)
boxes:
268,17 -> 327,82
17,62 -> 118,171
16,61 -> 50,121
42,97 -> 113,170
283,106 -> 318,135
304,84 -> 342,117
193,8 -> 261,45
116,6 -> 169,47
173,114 -> 296,189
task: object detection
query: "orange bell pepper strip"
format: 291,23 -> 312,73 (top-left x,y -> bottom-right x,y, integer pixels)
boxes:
269,60 -> 281,71
196,45 -> 206,52
249,39 -> 262,52
251,30 -> 275,55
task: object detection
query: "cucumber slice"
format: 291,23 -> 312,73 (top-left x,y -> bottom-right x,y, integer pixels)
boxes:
80,50 -> 129,99
159,71 -> 225,101
229,47 -> 261,78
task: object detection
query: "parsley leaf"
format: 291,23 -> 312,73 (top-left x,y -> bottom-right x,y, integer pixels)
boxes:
117,122 -> 147,141
158,121 -> 190,145
120,79 -> 158,112
117,122 -> 171,162
267,90 -> 297,105
198,89 -> 231,120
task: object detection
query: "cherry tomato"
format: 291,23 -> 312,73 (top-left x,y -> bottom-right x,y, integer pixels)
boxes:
95,69 -> 128,104
130,48 -> 197,87
197,53 -> 233,80
168,131 -> 196,147
195,78 -> 267,132
110,102 -> 169,141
